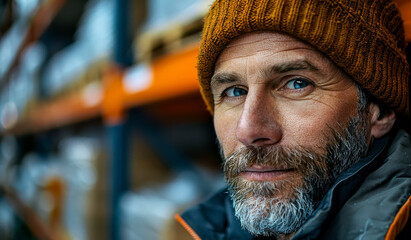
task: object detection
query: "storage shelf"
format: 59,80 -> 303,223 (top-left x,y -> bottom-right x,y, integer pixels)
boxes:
124,43 -> 200,108
10,43 -> 200,134
0,0 -> 66,91
0,184 -> 58,240
13,92 -> 101,135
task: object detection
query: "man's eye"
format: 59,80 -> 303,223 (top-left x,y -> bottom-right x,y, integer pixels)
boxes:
286,79 -> 311,89
225,87 -> 247,97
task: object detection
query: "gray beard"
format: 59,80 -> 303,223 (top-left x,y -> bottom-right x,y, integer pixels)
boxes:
222,112 -> 368,236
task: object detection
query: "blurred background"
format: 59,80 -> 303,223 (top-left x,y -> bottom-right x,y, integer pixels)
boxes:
0,0 -> 409,240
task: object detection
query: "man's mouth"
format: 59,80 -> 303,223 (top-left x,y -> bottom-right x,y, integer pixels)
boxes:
239,164 -> 295,181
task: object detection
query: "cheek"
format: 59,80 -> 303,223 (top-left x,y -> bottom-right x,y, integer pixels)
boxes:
280,94 -> 359,148
282,114 -> 332,148
214,111 -> 239,155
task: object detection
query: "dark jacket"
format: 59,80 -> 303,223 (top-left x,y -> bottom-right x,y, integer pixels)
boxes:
177,130 -> 411,240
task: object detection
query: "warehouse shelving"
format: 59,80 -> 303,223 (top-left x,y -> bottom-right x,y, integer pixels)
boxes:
0,0 -> 67,91
0,184 -> 59,240
1,1 -> 208,240
11,42 -> 200,135
1,1 -> 410,240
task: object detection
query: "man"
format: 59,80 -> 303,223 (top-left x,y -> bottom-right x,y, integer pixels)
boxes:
175,0 -> 411,239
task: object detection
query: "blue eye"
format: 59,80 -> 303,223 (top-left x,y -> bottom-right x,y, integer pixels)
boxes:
286,79 -> 310,89
225,87 -> 247,97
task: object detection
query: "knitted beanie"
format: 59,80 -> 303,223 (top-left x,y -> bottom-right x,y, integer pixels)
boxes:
198,0 -> 409,115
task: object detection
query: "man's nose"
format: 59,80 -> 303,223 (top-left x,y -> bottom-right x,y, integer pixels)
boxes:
236,93 -> 282,147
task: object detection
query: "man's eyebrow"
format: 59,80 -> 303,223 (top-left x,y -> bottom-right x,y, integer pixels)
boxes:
210,73 -> 240,89
268,60 -> 319,74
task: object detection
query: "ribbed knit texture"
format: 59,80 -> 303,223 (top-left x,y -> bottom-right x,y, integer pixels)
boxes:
198,0 -> 409,115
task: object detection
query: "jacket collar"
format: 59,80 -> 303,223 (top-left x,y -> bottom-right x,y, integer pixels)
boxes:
293,134 -> 390,239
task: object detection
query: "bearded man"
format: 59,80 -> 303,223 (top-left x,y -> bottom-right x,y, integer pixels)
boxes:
175,0 -> 411,239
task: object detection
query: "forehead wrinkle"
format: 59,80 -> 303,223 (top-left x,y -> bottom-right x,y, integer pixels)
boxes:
226,32 -> 307,49
216,54 -> 254,65
220,40 -> 314,64
261,47 -> 333,70
256,46 -> 316,55
225,37 -> 268,48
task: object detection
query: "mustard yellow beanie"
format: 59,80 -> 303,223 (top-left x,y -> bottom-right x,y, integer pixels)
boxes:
198,0 -> 409,115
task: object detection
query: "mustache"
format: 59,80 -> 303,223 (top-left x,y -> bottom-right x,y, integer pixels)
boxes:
222,111 -> 369,184
223,145 -> 330,183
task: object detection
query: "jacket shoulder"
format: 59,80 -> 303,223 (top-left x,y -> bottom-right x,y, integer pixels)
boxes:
322,130 -> 411,239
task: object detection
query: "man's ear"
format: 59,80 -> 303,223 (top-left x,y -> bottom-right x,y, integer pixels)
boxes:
369,103 -> 396,139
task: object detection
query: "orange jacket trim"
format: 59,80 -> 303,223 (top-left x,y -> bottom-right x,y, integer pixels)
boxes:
175,214 -> 202,240
385,195 -> 411,240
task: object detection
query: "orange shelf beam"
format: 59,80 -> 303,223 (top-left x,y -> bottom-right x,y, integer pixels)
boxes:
101,43 -> 201,124
10,44 -> 201,134
124,44 -> 200,108
13,92 -> 101,134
